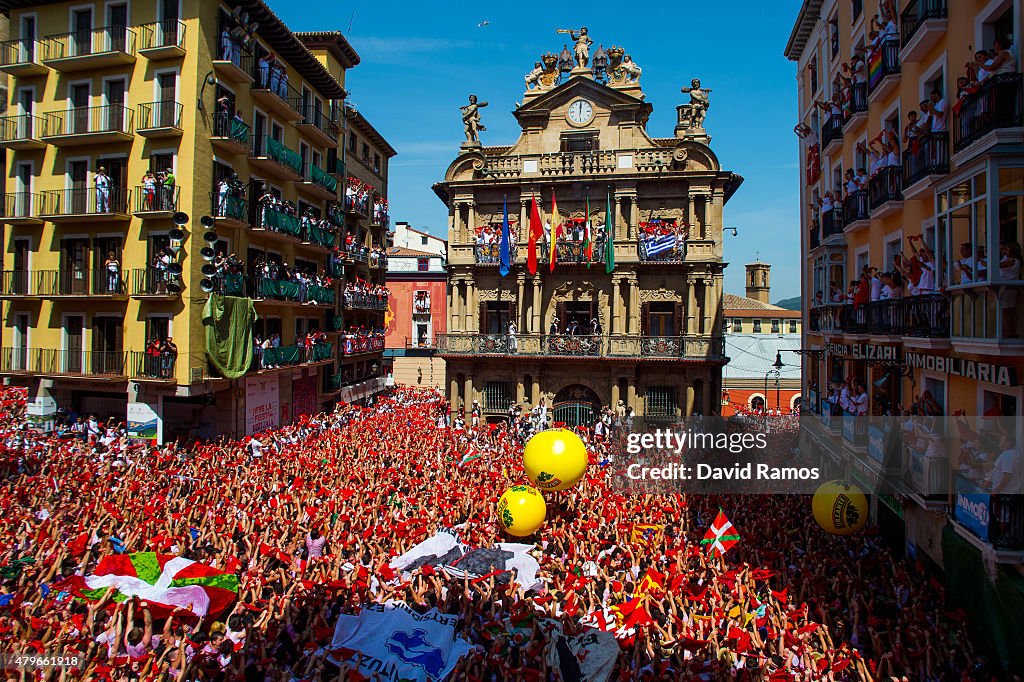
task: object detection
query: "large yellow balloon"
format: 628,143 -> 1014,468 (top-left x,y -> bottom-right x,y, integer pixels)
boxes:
497,485 -> 547,537
812,480 -> 868,535
523,429 -> 588,492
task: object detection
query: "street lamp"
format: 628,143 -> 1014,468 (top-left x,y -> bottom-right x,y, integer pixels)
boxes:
764,351 -> 784,413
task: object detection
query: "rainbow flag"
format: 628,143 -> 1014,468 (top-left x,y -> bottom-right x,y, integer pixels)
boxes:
868,49 -> 883,90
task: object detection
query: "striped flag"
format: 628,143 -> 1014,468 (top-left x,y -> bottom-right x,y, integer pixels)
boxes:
701,510 -> 740,557
584,190 -> 593,266
57,552 -> 238,618
642,233 -> 676,257
458,448 -> 481,468
549,191 -> 561,273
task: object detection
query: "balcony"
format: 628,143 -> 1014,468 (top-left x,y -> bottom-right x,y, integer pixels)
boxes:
844,83 -> 869,131
129,350 -> 177,382
868,166 -> 903,218
40,105 -> 134,146
0,115 -> 47,150
129,267 -> 179,299
637,233 -> 684,262
133,185 -> 179,218
296,106 -> 339,147
254,204 -> 303,241
211,113 -> 251,155
138,20 -> 186,60
902,132 -> 949,199
948,285 -> 1024,351
212,191 -> 249,229
841,411 -> 868,451
821,207 -> 844,244
952,74 -> 1024,160
809,222 -> 820,249
842,190 -> 869,231
808,304 -> 846,334
899,0 -> 947,63
304,222 -> 337,250
339,335 -> 385,356
251,277 -> 335,306
832,296 -> 949,338
137,101 -> 183,138
0,269 -> 130,299
0,348 -> 129,381
0,38 -> 48,76
821,114 -> 844,156
342,292 -> 387,311
434,333 -> 726,361
474,242 -> 519,265
299,162 -> 338,201
371,205 -> 390,229
253,343 -> 334,373
40,187 -> 130,222
344,186 -> 371,217
867,39 -> 901,102
248,136 -> 303,182
1,192 -> 44,225
211,37 -> 254,84
41,25 -> 136,72
250,63 -> 303,121
954,475 -> 1024,552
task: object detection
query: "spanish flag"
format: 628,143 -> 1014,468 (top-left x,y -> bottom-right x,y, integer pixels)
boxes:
549,191 -> 561,273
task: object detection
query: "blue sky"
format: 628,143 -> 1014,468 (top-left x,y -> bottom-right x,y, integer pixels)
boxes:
274,0 -> 805,301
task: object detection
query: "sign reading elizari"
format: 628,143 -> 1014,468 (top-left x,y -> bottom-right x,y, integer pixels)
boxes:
824,342 -> 898,360
905,351 -> 1018,387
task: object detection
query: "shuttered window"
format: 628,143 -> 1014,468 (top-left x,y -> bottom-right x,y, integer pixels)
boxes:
485,381 -> 514,412
646,386 -> 678,418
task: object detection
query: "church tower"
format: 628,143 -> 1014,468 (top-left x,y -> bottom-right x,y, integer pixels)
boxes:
745,262 -> 771,304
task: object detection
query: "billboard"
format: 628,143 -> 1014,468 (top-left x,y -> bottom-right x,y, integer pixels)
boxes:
127,401 -> 161,445
245,375 -> 280,435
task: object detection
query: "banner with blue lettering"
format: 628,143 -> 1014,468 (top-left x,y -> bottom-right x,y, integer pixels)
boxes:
954,476 -> 991,542
329,602 -> 473,681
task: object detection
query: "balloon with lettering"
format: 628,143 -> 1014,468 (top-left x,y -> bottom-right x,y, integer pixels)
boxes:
812,480 -> 868,535
523,428 -> 588,492
497,485 -> 547,537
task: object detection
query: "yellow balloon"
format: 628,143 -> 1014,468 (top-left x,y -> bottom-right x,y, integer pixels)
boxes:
523,429 -> 588,492
812,480 -> 868,535
497,485 -> 547,537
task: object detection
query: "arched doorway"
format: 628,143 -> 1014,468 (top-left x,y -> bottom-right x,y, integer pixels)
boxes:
552,384 -> 601,428
749,395 -> 765,412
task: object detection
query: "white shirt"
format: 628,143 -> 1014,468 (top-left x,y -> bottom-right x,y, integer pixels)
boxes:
870,276 -> 882,301
930,99 -> 947,132
991,448 -> 1022,493
957,257 -> 975,284
1000,255 -> 1022,280
918,261 -> 935,292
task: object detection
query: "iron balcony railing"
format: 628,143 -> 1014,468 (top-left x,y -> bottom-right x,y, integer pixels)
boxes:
539,239 -> 610,264
0,347 -> 128,378
129,350 -> 177,380
953,74 -> 1024,153
134,184 -> 179,213
42,104 -> 134,137
138,19 -> 186,52
42,25 -> 137,60
474,243 -> 520,264
867,39 -> 901,96
434,333 -> 726,360
903,131 -> 949,186
130,267 -> 180,296
846,82 -> 868,120
0,269 -> 129,296
137,101 -> 183,130
213,190 -> 248,223
900,0 -> 947,50
0,38 -> 44,68
0,114 -> 45,142
212,112 -> 250,144
40,187 -> 130,217
955,475 -> 1024,550
305,221 -> 337,249
821,113 -> 844,149
344,187 -> 370,216
298,105 -> 339,142
303,162 -> 338,195
1,192 -> 43,220
258,204 -> 302,238
214,27 -> 254,73
843,189 -> 869,223
338,335 -> 385,356
821,206 -> 844,240
342,292 -> 387,311
868,166 -> 903,211
251,135 -> 302,176
819,295 -> 949,337
250,276 -> 336,305
251,60 -> 303,114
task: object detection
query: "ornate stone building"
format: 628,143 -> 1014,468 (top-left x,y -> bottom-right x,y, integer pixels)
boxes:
433,33 -> 742,425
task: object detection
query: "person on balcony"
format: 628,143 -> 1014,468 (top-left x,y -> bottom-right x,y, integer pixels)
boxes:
104,251 -> 121,294
160,337 -> 177,379
94,167 -> 111,213
161,167 -> 175,210
258,52 -> 271,89
144,337 -> 161,378
982,37 -> 1017,79
991,432 -> 1022,494
141,170 -> 157,211
923,89 -> 947,134
955,242 -> 984,284
506,320 -> 518,353
549,317 -> 559,335
903,109 -> 924,157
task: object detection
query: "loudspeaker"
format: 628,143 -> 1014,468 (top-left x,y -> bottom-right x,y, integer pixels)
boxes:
200,279 -> 215,293
168,227 -> 186,241
167,262 -> 183,277
203,231 -> 218,243
172,211 -> 189,226
201,264 -> 217,277
166,281 -> 183,294
200,247 -> 216,261
200,215 -> 215,229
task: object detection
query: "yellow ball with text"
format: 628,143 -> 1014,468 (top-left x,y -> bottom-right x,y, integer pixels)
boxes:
523,429 -> 588,492
812,480 -> 868,535
497,485 -> 547,537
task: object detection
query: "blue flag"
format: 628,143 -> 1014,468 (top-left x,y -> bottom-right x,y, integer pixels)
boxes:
499,195 -> 511,277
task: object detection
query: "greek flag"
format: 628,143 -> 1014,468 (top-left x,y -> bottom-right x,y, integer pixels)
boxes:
643,234 -> 676,257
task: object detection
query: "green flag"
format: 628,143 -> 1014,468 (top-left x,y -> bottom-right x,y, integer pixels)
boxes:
604,191 -> 615,274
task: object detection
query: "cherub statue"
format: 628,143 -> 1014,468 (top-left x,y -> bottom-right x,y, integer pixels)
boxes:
621,55 -> 642,82
525,62 -> 544,90
460,94 -> 488,144
680,78 -> 712,129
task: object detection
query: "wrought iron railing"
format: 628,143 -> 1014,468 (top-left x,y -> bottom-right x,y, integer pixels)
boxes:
1,192 -> 43,220
40,186 -> 130,216
212,190 -> 248,222
338,335 -> 385,355
0,268 -> 129,296
42,25 -> 137,60
134,184 -> 179,213
867,39 -> 900,96
953,74 -> 1024,153
251,135 -> 302,176
250,60 -> 302,115
212,112 -> 250,144
821,113 -> 844,149
827,295 -> 949,337
0,347 -> 128,377
868,166 -> 903,210
434,333 -> 726,360
343,292 -> 387,311
846,82 -> 868,120
843,189 -> 869,223
257,204 -> 302,238
0,38 -> 44,68
821,207 -> 844,239
41,104 -> 134,137
138,19 -> 186,52
900,0 -> 947,50
129,350 -> 176,379
903,131 -> 949,186
297,105 -> 339,142
304,162 -> 338,194
137,100 -> 182,130
474,243 -> 520,264
0,114 -> 45,142
130,267 -> 180,296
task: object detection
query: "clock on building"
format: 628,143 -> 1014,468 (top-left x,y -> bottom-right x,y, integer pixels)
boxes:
566,99 -> 594,126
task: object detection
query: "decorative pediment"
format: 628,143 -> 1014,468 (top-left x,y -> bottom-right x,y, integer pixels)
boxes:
639,287 -> 682,303
513,76 -> 650,126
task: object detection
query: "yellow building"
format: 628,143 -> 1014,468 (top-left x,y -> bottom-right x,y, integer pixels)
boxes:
0,0 -> 392,438
434,36 -> 742,425
787,0 -> 1024,665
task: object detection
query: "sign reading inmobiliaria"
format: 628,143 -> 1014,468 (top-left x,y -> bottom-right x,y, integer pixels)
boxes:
329,601 -> 473,682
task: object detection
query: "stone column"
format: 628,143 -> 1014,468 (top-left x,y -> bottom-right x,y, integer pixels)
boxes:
450,280 -> 462,332
467,200 -> 476,245
516,274 -> 526,330
516,380 -> 526,405
532,279 -> 542,333
702,279 -> 712,335
685,385 -> 695,417
613,195 -> 623,240
709,190 -> 724,242
463,374 -> 473,408
627,276 -> 638,334
449,375 -> 459,412
626,381 -> 637,414
628,197 -> 638,240
688,194 -> 698,239
531,375 -> 541,405
611,382 -> 620,409
686,279 -> 697,334
611,278 -> 620,334
519,198 -> 528,241
465,280 -> 476,332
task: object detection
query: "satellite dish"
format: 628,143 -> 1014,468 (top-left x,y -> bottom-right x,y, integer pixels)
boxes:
167,262 -> 183,277
201,247 -> 216,261
168,228 -> 186,241
172,211 -> 189,226
201,264 -> 217,276
200,279 -> 215,293
200,215 -> 215,229
203,231 -> 219,243
166,281 -> 183,294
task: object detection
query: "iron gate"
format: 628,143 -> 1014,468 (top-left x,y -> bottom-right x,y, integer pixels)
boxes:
552,401 -> 595,428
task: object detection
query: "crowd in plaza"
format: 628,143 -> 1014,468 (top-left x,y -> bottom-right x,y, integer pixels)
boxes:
0,385 -> 1005,681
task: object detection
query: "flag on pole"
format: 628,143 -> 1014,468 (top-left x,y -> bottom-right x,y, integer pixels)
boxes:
549,191 -> 561,273
701,510 -> 740,557
499,195 -> 511,277
584,189 -> 593,266
604,191 -> 615,274
527,194 -> 543,276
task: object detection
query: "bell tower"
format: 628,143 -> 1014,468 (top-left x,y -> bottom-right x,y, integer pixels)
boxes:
745,261 -> 771,304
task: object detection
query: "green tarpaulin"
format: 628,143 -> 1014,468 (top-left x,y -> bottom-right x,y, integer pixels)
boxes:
203,294 -> 256,380
308,224 -> 335,248
258,278 -> 300,300
266,136 -> 302,174
308,284 -> 334,305
313,343 -> 333,361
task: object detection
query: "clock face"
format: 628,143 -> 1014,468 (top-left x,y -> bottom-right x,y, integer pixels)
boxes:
567,99 -> 594,125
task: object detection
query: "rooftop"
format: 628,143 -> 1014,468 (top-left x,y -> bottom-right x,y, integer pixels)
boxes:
784,0 -> 824,62
346,108 -> 398,158
723,294 -> 801,316
724,334 -> 802,380
295,31 -> 360,70
386,247 -> 442,258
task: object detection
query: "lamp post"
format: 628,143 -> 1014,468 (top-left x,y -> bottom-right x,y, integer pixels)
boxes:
764,351 -> 784,413
592,45 -> 608,82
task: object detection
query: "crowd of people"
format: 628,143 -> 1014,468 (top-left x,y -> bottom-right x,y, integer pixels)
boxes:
250,257 -> 335,305
342,279 -> 389,308
253,329 -> 329,370
0,385 -> 1003,680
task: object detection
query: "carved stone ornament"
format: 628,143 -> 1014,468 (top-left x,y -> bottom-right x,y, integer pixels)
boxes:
639,287 -> 682,303
477,288 -> 516,301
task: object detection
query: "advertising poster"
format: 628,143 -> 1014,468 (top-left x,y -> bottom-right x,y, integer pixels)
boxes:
245,376 -> 280,435
127,401 -> 161,445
